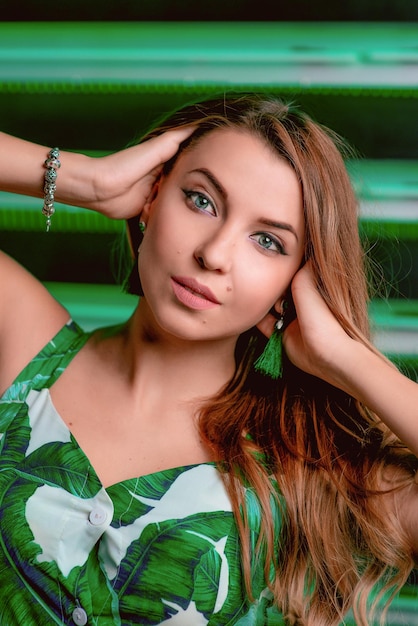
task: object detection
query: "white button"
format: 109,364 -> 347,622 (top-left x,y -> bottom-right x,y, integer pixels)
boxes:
72,606 -> 88,625
88,507 -> 107,525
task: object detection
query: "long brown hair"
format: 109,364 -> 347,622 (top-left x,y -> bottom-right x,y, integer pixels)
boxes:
134,95 -> 417,625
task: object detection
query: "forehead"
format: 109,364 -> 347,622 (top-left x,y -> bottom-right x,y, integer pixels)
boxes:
172,127 -> 302,205
178,127 -> 283,170
167,127 -> 304,242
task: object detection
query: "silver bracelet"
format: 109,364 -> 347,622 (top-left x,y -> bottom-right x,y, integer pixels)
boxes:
42,147 -> 60,232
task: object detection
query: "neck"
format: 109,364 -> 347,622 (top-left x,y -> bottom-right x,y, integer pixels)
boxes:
118,306 -> 238,405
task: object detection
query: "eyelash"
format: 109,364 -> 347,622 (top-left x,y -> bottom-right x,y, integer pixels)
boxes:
182,189 -> 286,255
251,233 -> 286,255
183,189 -> 216,216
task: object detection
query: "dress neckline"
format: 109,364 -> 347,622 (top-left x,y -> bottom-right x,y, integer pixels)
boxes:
7,319 -> 219,490
43,386 -> 218,491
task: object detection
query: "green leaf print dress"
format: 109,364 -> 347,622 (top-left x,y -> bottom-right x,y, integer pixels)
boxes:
0,320 -> 285,625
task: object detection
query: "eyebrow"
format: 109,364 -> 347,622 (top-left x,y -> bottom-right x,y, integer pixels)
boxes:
189,168 -> 227,198
259,218 -> 300,242
189,167 -> 299,242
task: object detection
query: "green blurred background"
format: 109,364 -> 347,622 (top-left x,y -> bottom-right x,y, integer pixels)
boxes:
0,1 -> 417,621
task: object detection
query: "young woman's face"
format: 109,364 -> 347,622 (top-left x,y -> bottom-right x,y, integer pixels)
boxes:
138,128 -> 305,343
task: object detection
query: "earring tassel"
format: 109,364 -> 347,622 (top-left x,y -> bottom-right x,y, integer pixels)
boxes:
253,323 -> 283,379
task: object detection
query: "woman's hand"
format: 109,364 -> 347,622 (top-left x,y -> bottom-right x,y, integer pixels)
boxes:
63,127 -> 194,219
283,262 -> 355,388
285,262 -> 418,459
0,127 -> 194,220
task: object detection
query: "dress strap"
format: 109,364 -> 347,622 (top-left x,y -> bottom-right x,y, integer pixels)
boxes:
7,320 -> 91,395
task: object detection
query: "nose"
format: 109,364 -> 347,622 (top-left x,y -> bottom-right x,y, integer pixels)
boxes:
194,225 -> 235,273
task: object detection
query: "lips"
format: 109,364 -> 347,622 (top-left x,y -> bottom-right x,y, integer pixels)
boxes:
171,276 -> 221,310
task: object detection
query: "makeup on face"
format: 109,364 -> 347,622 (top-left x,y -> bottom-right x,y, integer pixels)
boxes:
137,128 -> 305,341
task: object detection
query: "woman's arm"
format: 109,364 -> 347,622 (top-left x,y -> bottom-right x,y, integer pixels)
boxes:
285,263 -> 418,458
0,127 -> 193,218
0,127 -> 193,392
285,263 -> 418,556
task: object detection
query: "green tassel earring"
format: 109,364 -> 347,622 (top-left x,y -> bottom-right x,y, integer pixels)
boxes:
253,316 -> 284,379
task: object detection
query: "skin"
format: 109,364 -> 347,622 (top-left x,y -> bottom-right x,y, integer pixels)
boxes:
137,128 -> 305,346
0,126 -> 417,554
0,128 -> 305,488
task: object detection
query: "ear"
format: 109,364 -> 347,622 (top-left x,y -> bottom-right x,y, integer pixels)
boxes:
256,302 -> 284,339
141,176 -> 161,222
126,177 -> 162,258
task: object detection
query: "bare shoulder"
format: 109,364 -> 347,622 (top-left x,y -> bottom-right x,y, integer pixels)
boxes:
0,250 -> 69,394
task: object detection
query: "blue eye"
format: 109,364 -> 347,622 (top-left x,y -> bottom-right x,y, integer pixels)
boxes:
251,233 -> 285,255
183,190 -> 216,216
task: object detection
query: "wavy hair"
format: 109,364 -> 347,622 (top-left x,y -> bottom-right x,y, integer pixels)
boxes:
132,95 -> 417,625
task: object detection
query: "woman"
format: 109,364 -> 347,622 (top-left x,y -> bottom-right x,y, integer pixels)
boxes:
0,95 -> 417,625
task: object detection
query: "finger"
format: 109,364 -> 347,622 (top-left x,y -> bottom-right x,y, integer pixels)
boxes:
145,126 -> 196,166
291,261 -> 316,295
291,263 -> 326,317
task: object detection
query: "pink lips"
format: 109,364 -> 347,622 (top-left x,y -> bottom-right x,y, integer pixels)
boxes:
171,276 -> 221,310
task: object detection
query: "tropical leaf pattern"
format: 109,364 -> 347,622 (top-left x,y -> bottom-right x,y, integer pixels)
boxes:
0,321 -> 286,625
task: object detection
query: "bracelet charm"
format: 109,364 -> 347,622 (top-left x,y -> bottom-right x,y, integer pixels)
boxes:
42,147 -> 60,232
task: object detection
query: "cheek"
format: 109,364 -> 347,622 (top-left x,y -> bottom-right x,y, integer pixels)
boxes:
232,270 -> 276,319
138,204 -> 186,278
149,195 -> 187,248
238,262 -> 298,314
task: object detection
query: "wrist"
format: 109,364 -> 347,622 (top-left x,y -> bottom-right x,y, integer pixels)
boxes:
55,151 -> 96,209
328,339 -> 393,402
319,338 -> 374,397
